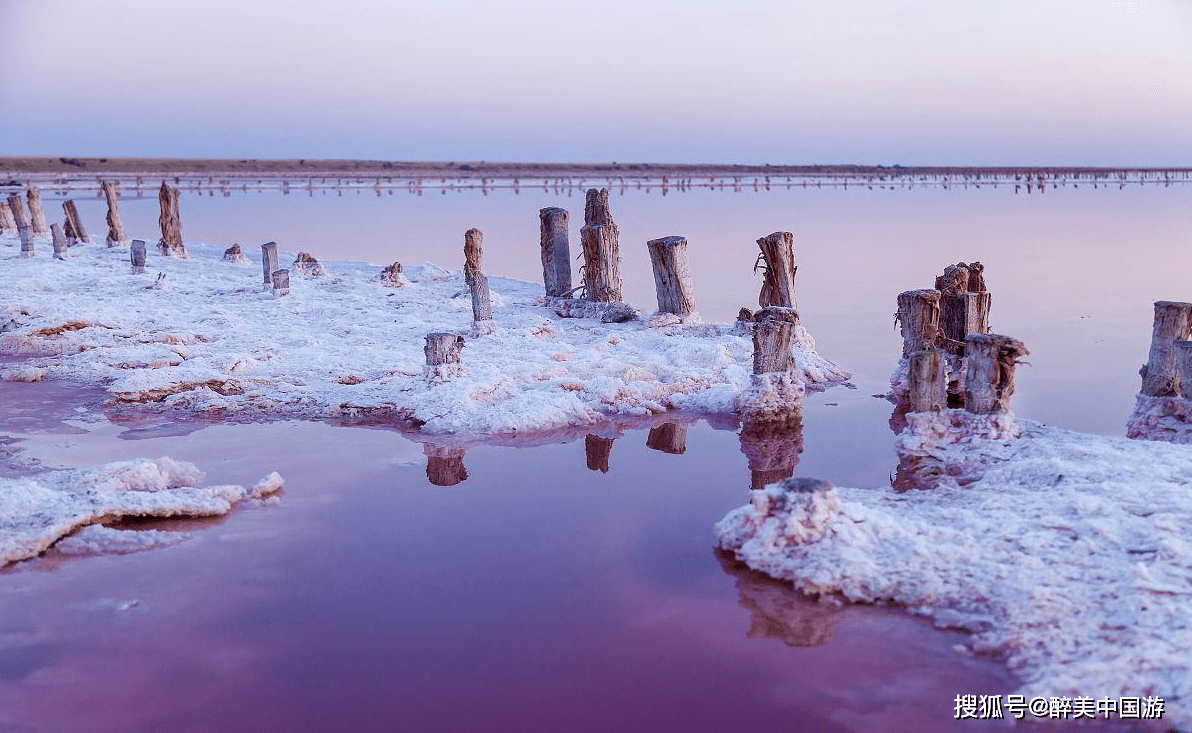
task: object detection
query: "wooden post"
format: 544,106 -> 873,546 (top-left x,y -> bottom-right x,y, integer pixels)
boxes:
739,413 -> 803,490
1141,301 -> 1192,397
470,270 -> 493,323
646,423 -> 688,454
907,349 -> 946,412
51,223 -> 68,259
756,231 -> 797,309
25,185 -> 49,237
964,333 -> 1029,414
293,252 -> 325,275
130,240 -> 147,273
6,195 -> 29,229
271,269 -> 290,296
585,434 -> 613,473
424,333 -> 465,380
896,289 -> 941,357
18,226 -> 33,257
223,243 -> 247,262
580,188 -> 622,303
647,236 -> 697,317
157,182 -> 186,257
62,200 -> 90,243
752,307 -> 798,375
261,242 -> 279,290
101,181 -> 128,247
936,262 -> 991,353
424,445 -> 468,486
539,207 -> 572,298
463,228 -> 483,286
1176,341 -> 1192,400
0,199 -> 16,235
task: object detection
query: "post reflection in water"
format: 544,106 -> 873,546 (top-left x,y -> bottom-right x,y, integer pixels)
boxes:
738,409 -> 805,490
584,434 -> 614,473
715,548 -> 840,648
645,421 -> 689,455
423,444 -> 468,486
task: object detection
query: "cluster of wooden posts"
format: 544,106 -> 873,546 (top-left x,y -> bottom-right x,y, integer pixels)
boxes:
1140,301 -> 1192,401
896,262 -> 1029,416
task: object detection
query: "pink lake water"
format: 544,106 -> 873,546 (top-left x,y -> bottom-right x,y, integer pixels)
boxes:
1,178 -> 1188,731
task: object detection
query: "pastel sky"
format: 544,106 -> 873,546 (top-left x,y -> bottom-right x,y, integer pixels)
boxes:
0,0 -> 1189,165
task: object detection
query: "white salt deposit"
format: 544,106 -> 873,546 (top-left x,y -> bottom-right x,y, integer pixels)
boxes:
717,410 -> 1192,730
0,457 -> 283,567
1128,394 -> 1192,444
0,233 -> 848,435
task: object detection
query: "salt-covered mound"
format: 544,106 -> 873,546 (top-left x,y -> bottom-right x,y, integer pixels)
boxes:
0,235 -> 848,435
0,456 -> 283,567
716,415 -> 1192,730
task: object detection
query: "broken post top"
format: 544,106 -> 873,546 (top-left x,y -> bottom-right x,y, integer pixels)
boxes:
583,188 -> 616,231
756,231 -> 797,309
935,261 -> 986,294
463,228 -> 483,284
540,206 -> 567,218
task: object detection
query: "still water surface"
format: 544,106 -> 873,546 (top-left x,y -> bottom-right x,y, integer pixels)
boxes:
1,180 -> 1187,731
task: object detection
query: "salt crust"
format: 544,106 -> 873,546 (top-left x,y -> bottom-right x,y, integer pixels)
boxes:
0,234 -> 848,436
1128,394 -> 1192,444
717,410 -> 1192,730
0,457 -> 283,567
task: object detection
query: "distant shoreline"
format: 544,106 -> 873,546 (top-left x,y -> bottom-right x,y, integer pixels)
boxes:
2,156 -> 1190,180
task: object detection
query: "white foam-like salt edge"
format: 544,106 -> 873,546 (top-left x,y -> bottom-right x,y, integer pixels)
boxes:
716,410 -> 1192,730
0,234 -> 849,435
0,457 -> 284,567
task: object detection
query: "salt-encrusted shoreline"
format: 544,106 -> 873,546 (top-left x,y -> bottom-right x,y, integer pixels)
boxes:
0,233 -> 848,436
717,410 -> 1192,730
0,456 -> 283,568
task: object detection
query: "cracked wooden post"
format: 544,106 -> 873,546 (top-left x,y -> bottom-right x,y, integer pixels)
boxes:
756,231 -> 797,309
964,334 -> 1029,414
101,181 -> 128,247
752,307 -> 798,375
271,269 -> 290,297
907,349 -> 946,412
936,262 -> 991,354
896,289 -> 941,357
424,332 -> 464,380
580,188 -> 622,302
62,199 -> 89,243
51,224 -> 68,259
469,270 -> 493,325
463,227 -> 482,286
647,236 -> 697,318
0,199 -> 16,235
6,195 -> 29,230
261,242 -> 279,290
157,182 -> 186,257
130,240 -> 147,273
646,422 -> 688,454
26,185 -> 49,237
585,434 -> 613,473
539,207 -> 571,298
425,445 -> 468,486
1140,301 -> 1192,397
18,226 -> 33,257
1176,341 -> 1192,400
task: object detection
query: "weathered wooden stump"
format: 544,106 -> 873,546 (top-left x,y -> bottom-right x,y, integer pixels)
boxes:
271,269 -> 290,296
646,422 -> 688,454
424,445 -> 468,486
463,228 -> 483,286
157,182 -> 186,257
585,434 -> 613,473
752,307 -> 798,375
292,252 -> 325,275
18,226 -> 33,257
101,181 -> 128,247
0,200 -> 16,235
62,200 -> 90,243
739,412 -> 804,489
469,270 -> 493,323
130,240 -> 147,273
647,236 -> 697,318
907,349 -> 947,412
756,231 -> 797,309
424,332 -> 465,380
1176,341 -> 1192,401
223,243 -> 248,263
6,195 -> 29,229
964,333 -> 1029,414
26,185 -> 49,237
51,223 -> 68,259
261,242 -> 279,290
379,261 -> 407,287
935,262 -> 991,353
580,188 -> 622,303
896,289 -> 941,357
1141,301 -> 1192,397
539,207 -> 572,297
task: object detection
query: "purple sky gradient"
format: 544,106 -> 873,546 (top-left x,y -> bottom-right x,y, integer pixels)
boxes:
0,0 -> 1188,165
